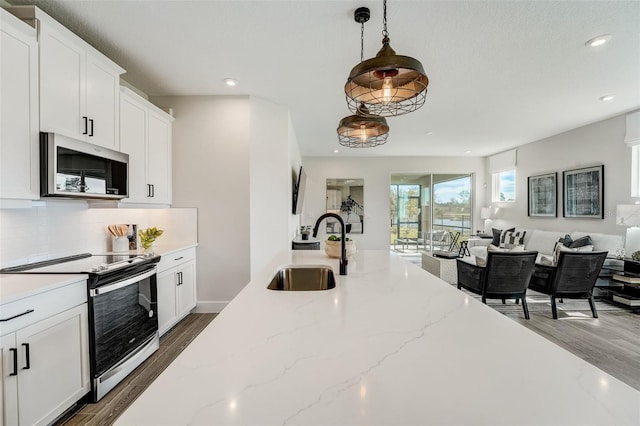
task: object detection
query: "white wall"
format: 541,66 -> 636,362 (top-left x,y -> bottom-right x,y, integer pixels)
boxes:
249,96 -> 291,279
301,156 -> 487,250
289,114 -> 303,239
487,113 -> 630,237
152,95 -> 251,312
152,95 -> 301,312
0,201 -> 197,268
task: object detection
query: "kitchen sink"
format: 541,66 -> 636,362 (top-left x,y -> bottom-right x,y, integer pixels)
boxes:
267,265 -> 336,291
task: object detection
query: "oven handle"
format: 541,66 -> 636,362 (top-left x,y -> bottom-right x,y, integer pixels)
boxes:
90,267 -> 157,297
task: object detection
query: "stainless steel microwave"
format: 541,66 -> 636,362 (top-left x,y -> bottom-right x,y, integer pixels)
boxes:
40,132 -> 129,199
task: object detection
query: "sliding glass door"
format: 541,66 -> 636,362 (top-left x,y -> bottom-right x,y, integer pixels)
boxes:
390,174 -> 472,250
432,175 -> 472,239
390,184 -> 420,243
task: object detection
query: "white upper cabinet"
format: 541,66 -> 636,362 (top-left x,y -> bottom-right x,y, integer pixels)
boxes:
0,8 -> 39,202
146,110 -> 172,203
7,6 -> 125,150
120,87 -> 174,205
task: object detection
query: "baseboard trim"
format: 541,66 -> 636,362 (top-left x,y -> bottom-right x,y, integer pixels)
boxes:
195,301 -> 228,313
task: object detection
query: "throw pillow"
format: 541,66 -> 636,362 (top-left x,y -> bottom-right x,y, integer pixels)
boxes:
552,234 -> 575,257
538,254 -> 555,266
553,243 -> 595,265
558,234 -> 573,247
491,227 -> 515,246
475,256 -> 487,267
488,244 -> 525,253
500,230 -> 526,249
569,235 -> 593,248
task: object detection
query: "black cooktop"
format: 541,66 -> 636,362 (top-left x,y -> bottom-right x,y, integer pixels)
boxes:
0,252 -> 159,275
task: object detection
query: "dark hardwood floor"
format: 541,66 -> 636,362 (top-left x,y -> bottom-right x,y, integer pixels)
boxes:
55,313 -> 216,426
56,301 -> 640,425
509,309 -> 640,391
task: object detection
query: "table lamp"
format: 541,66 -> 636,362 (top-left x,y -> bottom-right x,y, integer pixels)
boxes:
616,204 -> 640,255
481,207 -> 494,235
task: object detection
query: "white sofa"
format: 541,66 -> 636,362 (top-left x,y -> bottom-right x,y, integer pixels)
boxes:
469,228 -> 624,267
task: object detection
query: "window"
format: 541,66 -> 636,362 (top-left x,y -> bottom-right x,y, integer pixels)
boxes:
488,149 -> 517,202
492,169 -> 516,202
632,145 -> 640,197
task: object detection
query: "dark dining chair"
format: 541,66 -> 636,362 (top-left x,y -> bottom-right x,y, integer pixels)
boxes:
456,251 -> 538,319
528,251 -> 608,319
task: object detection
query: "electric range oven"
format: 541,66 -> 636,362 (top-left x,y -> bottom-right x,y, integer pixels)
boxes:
1,252 -> 161,401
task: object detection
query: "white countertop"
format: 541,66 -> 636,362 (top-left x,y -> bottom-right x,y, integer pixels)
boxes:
0,273 -> 88,305
0,243 -> 196,305
117,250 -> 640,425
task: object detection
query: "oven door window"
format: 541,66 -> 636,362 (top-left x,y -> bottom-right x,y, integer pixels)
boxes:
92,273 -> 157,377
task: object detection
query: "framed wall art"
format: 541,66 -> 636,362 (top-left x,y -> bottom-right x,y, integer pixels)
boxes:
563,165 -> 604,219
528,172 -> 557,217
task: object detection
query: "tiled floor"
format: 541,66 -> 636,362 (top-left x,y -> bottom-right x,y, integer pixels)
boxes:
55,313 -> 216,426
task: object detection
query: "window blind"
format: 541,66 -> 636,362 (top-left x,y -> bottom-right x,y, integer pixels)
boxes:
488,149 -> 517,174
625,110 -> 640,147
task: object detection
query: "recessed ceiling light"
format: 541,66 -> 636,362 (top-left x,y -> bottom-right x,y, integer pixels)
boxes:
223,78 -> 238,87
333,149 -> 339,153
599,94 -> 615,102
585,34 -> 611,48
464,150 -> 472,154
425,131 -> 433,136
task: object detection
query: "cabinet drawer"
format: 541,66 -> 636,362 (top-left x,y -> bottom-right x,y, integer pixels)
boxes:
157,247 -> 196,273
0,280 -> 87,335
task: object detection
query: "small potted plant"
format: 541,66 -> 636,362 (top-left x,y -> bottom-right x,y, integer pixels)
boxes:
324,234 -> 356,259
139,227 -> 164,251
340,196 -> 355,233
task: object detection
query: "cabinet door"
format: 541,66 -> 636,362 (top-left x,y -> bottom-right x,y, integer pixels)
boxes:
157,270 -> 178,336
0,11 -> 39,200
39,25 -> 84,140
15,304 -> 89,426
0,333 -> 19,426
85,55 -> 119,150
176,261 -> 197,318
119,96 -> 148,203
147,111 -> 172,204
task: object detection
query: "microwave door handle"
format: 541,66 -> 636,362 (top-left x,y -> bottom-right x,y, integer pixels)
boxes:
90,268 -> 156,297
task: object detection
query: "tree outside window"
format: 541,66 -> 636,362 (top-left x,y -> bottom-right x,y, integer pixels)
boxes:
493,169 -> 516,202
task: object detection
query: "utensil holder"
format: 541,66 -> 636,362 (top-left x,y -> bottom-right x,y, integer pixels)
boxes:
112,236 -> 129,253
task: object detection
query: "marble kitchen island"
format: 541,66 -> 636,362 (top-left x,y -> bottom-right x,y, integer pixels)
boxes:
117,250 -> 640,425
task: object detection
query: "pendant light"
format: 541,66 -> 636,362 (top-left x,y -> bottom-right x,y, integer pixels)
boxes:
344,0 -> 428,117
337,7 -> 390,148
337,103 -> 390,148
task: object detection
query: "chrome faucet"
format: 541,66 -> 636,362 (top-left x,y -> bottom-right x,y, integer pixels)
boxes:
312,213 -> 348,275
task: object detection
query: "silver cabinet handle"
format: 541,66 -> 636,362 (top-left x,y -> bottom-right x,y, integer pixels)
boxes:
90,268 -> 156,297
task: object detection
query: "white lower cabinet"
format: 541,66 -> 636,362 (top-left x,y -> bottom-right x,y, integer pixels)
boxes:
0,281 -> 89,426
157,248 -> 197,336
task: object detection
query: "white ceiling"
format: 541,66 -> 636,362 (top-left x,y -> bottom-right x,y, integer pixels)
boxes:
8,0 -> 640,157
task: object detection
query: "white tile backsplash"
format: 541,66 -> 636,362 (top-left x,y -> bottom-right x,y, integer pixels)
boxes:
0,202 -> 197,268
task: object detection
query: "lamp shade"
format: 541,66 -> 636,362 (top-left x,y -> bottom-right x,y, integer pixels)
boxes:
616,204 -> 640,226
337,104 -> 389,148
344,37 -> 428,118
481,208 -> 493,220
